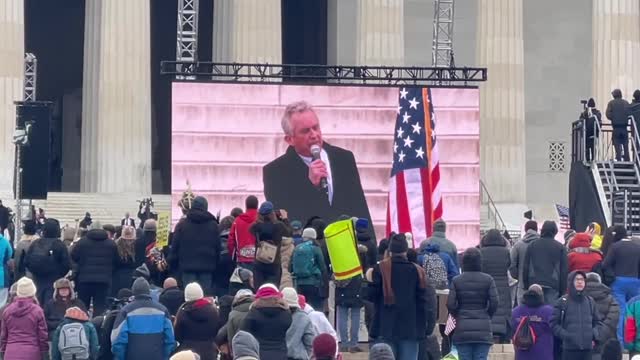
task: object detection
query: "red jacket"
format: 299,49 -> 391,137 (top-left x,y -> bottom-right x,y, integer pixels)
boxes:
568,233 -> 603,273
228,209 -> 258,264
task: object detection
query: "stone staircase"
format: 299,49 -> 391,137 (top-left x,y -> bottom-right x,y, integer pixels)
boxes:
7,192 -> 172,228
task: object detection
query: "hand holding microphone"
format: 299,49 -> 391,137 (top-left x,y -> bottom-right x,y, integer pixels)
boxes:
309,145 -> 329,193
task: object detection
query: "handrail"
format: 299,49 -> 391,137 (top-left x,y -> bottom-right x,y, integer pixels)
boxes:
480,180 -> 507,232
629,115 -> 640,179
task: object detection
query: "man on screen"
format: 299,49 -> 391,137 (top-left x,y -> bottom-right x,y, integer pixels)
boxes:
263,101 -> 372,234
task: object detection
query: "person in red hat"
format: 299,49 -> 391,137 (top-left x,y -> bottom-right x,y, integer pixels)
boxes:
312,333 -> 341,360
240,284 -> 292,360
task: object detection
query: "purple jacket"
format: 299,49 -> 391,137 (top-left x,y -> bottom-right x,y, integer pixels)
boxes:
0,297 -> 48,360
511,290 -> 554,360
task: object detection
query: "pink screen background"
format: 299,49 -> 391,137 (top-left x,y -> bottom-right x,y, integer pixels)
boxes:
172,83 -> 480,249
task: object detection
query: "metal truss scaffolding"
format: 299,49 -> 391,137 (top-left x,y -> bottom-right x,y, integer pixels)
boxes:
161,62 -> 487,87
14,53 -> 38,242
176,0 -> 199,74
23,53 -> 37,101
432,0 -> 455,67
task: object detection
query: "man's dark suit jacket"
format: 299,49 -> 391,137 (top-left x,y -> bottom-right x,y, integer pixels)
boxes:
263,143 -> 373,234
121,218 -> 135,227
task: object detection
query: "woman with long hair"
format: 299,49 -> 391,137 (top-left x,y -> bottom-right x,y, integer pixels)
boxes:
250,202 -> 290,289
111,226 -> 137,297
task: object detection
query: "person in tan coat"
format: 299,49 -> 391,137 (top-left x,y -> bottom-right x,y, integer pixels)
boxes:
279,236 -> 295,290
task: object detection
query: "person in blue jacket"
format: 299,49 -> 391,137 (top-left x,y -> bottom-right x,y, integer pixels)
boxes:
417,242 -> 459,286
0,233 -> 12,306
111,277 -> 175,360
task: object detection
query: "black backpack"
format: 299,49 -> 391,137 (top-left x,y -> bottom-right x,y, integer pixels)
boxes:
26,239 -> 57,276
512,316 -> 537,350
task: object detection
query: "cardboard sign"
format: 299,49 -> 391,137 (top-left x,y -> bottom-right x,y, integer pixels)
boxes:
156,211 -> 170,249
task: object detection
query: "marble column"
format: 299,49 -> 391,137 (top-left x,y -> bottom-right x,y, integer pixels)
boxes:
477,0 -> 526,203
81,0 -> 151,194
592,0 -> 640,108
355,0 -> 405,66
213,0 -> 282,63
0,1 -> 24,193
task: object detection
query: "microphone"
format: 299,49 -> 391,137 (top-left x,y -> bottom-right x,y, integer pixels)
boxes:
310,144 -> 328,194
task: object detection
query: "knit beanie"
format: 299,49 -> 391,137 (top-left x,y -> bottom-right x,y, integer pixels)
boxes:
143,219 -> 157,232
255,283 -> 280,299
312,333 -> 337,359
232,331 -> 260,360
586,272 -> 602,284
433,219 -> 446,233
132,277 -> 151,297
281,287 -> 299,308
16,277 -> 36,298
389,234 -> 408,254
528,284 -> 543,297
43,218 -> 61,238
170,350 -> 201,360
234,289 -> 254,302
258,201 -> 274,216
238,268 -> 253,282
185,282 -> 204,302
192,196 -> 208,212
64,307 -> 89,321
369,343 -> 395,360
302,228 -> 317,241
355,218 -> 369,232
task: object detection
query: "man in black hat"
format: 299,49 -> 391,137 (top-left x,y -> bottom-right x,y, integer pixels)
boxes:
581,98 -> 602,161
606,89 -> 631,161
368,233 -> 436,359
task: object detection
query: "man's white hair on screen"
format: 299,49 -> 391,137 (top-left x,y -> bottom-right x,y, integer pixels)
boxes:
281,101 -> 315,135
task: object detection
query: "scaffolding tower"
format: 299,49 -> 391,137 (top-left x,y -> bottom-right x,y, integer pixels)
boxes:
14,53 -> 38,242
176,0 -> 199,75
432,0 -> 455,67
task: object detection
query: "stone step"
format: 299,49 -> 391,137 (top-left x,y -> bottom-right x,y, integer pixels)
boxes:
25,193 -> 172,228
172,162 -> 480,194
171,133 -> 479,165
172,104 -> 479,137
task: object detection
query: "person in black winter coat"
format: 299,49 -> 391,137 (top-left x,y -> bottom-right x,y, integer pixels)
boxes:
584,272 -> 620,360
368,234 -> 436,359
71,227 -> 118,316
215,216 -> 235,297
551,271 -> 602,360
447,247 -> 499,359
241,284 -> 292,360
159,277 -> 183,317
479,229 -> 512,342
355,219 -> 376,272
523,220 -> 568,305
606,89 -> 631,161
249,202 -> 291,289
43,278 -> 87,340
25,218 -> 71,305
174,282 -> 221,360
169,196 -> 221,295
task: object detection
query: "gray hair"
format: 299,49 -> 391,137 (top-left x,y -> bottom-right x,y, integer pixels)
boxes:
281,101 -> 314,135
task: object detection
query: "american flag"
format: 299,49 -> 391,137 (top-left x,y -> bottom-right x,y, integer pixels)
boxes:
386,87 -> 443,245
556,204 -> 571,230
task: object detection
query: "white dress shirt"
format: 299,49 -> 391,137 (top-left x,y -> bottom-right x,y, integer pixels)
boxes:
299,148 -> 334,204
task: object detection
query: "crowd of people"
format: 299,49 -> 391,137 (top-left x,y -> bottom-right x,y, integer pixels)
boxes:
2,193 -> 640,360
